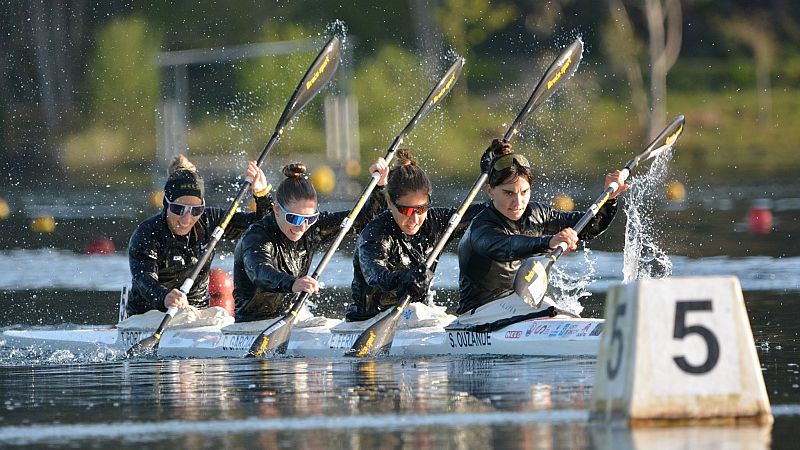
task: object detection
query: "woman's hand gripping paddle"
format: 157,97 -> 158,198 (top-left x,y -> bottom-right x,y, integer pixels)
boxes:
245,58 -> 465,357
346,38 -> 586,358
126,36 -> 342,357
513,115 -> 686,308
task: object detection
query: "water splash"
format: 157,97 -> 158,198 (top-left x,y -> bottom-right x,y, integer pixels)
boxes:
622,148 -> 674,283
550,245 -> 596,316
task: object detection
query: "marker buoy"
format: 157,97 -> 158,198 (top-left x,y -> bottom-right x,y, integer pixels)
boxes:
86,237 -> 115,255
590,276 -> 772,425
0,197 -> 9,219
310,165 -> 336,194
748,200 -> 773,235
345,159 -> 361,177
551,193 -> 574,211
31,215 -> 56,233
149,190 -> 165,208
664,180 -> 686,201
209,268 -> 234,316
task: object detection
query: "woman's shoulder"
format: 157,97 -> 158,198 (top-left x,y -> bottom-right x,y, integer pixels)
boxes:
361,210 -> 393,231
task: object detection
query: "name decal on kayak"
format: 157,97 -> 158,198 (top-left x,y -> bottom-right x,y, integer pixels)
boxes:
221,334 -> 256,351
448,331 -> 491,348
120,331 -> 147,347
329,332 -> 359,349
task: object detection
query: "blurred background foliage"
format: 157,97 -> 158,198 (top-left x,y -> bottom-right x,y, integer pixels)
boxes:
2,0 -> 800,190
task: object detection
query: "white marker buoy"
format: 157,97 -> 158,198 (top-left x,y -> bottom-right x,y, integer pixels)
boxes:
590,276 -> 772,425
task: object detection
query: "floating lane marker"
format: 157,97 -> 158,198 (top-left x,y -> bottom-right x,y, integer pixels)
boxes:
590,276 -> 773,425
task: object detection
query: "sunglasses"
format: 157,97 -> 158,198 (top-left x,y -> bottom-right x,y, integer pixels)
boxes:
277,202 -> 320,226
492,154 -> 531,172
392,200 -> 431,217
165,198 -> 205,217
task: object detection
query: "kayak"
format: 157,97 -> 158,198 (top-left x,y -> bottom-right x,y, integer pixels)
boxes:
0,305 -> 603,358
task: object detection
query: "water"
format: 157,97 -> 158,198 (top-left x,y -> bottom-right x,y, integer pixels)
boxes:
1,180 -> 800,448
0,291 -> 798,448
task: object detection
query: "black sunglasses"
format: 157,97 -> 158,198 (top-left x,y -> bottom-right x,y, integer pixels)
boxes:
165,198 -> 205,217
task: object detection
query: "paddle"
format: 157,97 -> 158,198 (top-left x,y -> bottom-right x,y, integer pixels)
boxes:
345,38 -> 585,358
126,36 -> 342,357
513,114 -> 686,307
245,57 -> 466,357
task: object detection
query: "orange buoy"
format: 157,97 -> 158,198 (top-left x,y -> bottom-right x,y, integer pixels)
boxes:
149,190 -> 165,208
85,237 -> 115,255
310,165 -> 336,194
0,197 -> 9,219
31,215 -> 56,233
209,268 -> 234,316
748,200 -> 773,235
551,193 -> 575,211
665,180 -> 686,201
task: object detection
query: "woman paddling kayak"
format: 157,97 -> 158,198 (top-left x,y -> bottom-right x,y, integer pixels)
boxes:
344,148 -> 488,322
455,140 -> 628,324
127,155 -> 271,316
233,158 -> 389,322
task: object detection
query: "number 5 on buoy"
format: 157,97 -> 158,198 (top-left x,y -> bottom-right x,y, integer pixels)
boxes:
590,276 -> 773,425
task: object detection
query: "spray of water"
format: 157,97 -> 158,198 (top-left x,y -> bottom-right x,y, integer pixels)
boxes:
622,149 -> 674,283
549,245 -> 596,316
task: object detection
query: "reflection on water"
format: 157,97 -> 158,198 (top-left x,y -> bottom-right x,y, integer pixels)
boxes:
0,353 -> 784,449
0,290 -> 798,448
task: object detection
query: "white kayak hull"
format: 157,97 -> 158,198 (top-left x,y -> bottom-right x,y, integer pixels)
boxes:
2,317 -> 603,358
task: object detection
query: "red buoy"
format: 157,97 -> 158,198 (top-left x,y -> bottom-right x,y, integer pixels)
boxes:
748,200 -> 773,235
85,237 -> 115,255
209,268 -> 235,316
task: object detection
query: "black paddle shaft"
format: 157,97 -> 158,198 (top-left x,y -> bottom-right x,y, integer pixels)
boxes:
346,39 -> 586,358
245,58 -> 466,357
126,36 -> 342,357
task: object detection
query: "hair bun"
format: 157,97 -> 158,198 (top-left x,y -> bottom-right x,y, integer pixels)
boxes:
167,154 -> 197,175
393,149 -> 416,168
489,139 -> 513,158
283,163 -> 307,179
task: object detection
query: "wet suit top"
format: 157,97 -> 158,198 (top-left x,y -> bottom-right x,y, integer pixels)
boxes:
457,200 -> 617,315
233,187 -> 386,322
127,195 -> 272,316
344,204 -> 486,322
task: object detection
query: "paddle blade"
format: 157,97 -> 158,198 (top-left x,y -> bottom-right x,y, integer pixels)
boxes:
277,36 -> 342,129
246,316 -> 292,357
398,57 -> 465,138
345,301 -> 407,358
125,334 -> 160,357
513,256 -> 550,308
505,38 -> 584,141
640,115 -> 685,163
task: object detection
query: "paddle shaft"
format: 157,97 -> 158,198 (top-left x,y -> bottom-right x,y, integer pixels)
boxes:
128,37 -> 342,355
550,115 -> 686,264
246,58 -> 466,356
347,39 -> 586,358
348,172 -> 490,357
272,138 -> 402,324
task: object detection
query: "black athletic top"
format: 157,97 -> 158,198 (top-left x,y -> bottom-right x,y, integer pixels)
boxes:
345,203 -> 486,321
233,187 -> 385,322
127,195 -> 271,316
457,200 -> 617,314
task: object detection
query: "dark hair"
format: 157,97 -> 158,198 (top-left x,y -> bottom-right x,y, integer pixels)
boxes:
487,141 -> 533,187
276,163 -> 317,206
386,149 -> 432,202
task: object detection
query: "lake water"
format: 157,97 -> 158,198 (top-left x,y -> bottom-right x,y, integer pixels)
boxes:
0,181 -> 799,448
